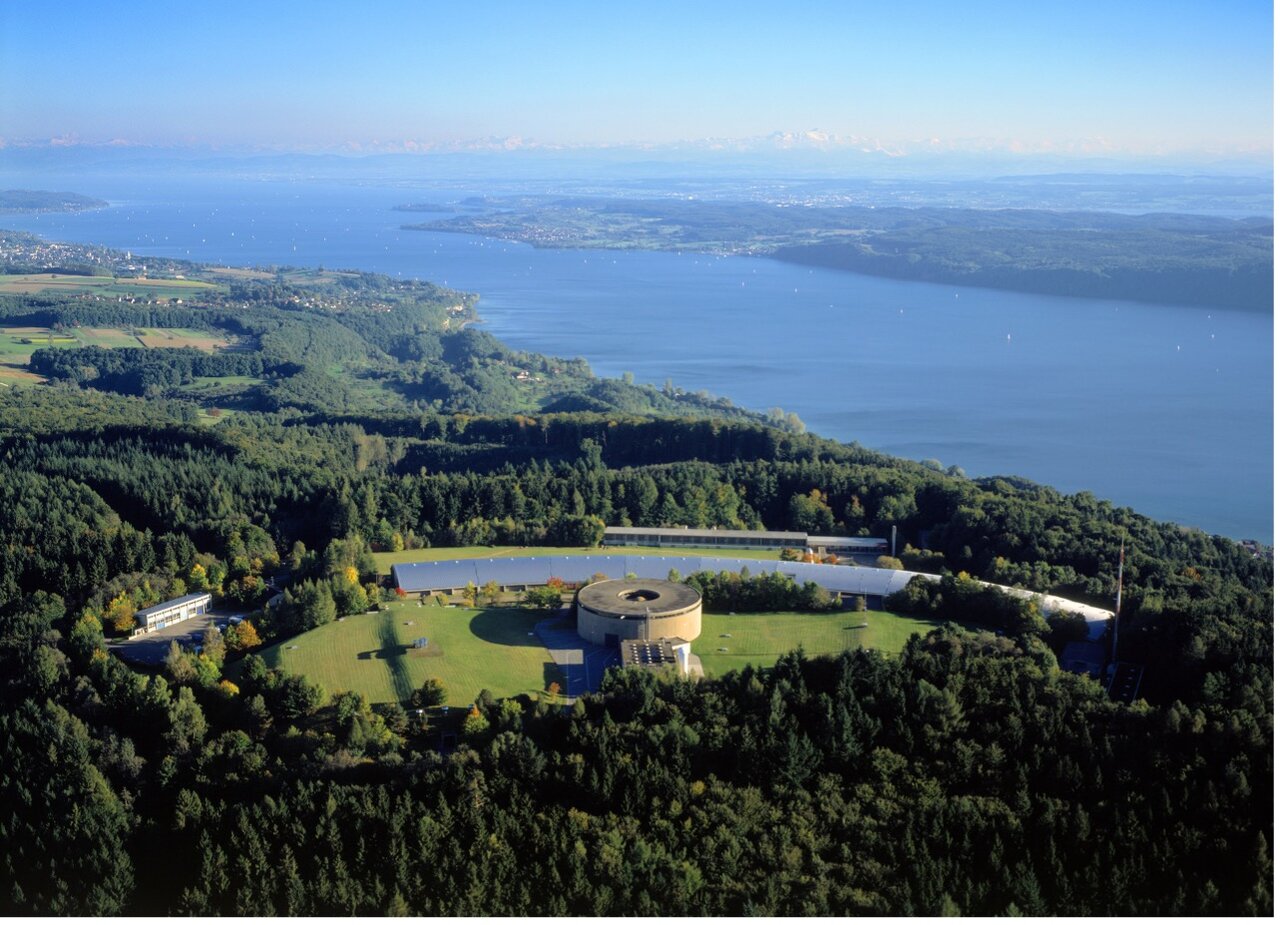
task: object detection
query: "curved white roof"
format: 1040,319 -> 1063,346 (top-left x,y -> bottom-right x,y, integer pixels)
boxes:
392,555 -> 1112,640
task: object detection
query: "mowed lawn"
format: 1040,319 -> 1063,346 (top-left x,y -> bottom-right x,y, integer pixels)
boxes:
692,609 -> 946,676
373,544 -> 789,575
252,603 -> 563,707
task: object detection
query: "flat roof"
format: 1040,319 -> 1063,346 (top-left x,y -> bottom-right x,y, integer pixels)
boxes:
605,526 -> 807,541
620,638 -> 679,668
577,578 -> 701,618
136,592 -> 212,619
807,535 -> 887,547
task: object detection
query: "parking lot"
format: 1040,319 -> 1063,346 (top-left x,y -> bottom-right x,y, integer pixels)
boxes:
107,610 -> 244,666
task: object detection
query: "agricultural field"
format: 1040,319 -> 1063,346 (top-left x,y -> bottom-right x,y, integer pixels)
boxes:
691,608 -> 947,676
252,603 -> 563,707
0,272 -> 221,300
133,327 -> 231,350
372,543 -> 792,574
0,324 -> 236,386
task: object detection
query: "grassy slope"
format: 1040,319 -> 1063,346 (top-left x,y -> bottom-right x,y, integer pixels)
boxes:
253,602 -> 563,706
692,609 -> 949,676
250,599 -> 947,704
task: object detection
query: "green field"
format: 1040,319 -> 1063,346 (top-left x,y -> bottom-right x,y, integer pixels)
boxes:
691,609 -> 946,676
0,273 -> 221,300
250,603 -> 563,706
373,544 -> 792,574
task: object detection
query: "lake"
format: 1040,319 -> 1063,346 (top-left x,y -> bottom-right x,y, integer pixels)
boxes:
0,175 -> 1271,541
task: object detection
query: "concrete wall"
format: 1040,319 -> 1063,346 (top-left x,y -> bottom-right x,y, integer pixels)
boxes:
577,602 -> 703,646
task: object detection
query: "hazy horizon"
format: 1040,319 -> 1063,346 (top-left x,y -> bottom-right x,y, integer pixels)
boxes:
1,0 -> 1271,171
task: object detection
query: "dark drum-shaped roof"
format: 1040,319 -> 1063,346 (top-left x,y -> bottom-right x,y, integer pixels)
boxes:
576,579 -> 700,619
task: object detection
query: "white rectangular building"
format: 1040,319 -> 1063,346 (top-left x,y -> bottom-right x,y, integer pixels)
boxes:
134,592 -> 212,634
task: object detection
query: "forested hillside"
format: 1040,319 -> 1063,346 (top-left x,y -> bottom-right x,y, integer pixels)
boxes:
0,242 -> 1270,915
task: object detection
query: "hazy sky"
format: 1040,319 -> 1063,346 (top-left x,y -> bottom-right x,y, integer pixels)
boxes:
1,0 -> 1272,158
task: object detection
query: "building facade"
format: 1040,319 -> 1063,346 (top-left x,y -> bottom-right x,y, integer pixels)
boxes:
134,592 -> 213,634
576,578 -> 702,648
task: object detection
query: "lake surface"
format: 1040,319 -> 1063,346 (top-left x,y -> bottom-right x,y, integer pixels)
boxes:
0,175 -> 1271,541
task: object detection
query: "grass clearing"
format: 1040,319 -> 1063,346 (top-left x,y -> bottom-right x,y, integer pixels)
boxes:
692,609 -> 949,676
373,544 -> 793,574
78,327 -> 144,348
249,603 -> 563,706
204,266 -> 275,281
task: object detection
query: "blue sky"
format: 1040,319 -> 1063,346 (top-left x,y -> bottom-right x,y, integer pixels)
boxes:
0,0 -> 1272,159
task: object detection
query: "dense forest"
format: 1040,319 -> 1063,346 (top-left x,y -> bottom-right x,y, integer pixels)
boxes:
412,197 -> 1274,311
0,241 -> 1270,914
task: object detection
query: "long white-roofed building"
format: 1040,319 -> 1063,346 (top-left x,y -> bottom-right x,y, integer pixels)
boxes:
390,554 -> 1114,641
602,526 -> 889,556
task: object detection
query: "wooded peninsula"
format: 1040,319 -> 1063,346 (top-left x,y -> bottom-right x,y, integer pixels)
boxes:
406,197 -> 1273,311
0,188 -> 109,213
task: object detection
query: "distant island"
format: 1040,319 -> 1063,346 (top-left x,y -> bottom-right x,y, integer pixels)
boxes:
0,189 -> 109,213
391,202 -> 456,214
405,197 -> 1274,312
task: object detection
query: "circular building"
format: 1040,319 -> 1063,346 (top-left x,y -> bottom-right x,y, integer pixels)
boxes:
576,578 -> 702,647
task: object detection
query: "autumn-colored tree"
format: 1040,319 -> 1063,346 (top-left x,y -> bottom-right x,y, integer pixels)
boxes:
395,586 -> 407,599
188,562 -> 208,591
343,565 -> 359,585
462,705 -> 489,738
105,592 -> 136,635
546,576 -> 566,590
462,581 -> 479,607
481,580 -> 501,606
226,620 -> 262,652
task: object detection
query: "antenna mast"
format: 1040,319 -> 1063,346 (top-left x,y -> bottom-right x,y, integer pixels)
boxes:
1111,536 -> 1125,664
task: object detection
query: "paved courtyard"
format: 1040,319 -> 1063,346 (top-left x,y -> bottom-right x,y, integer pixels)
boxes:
535,612 -> 619,697
107,609 -> 246,666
